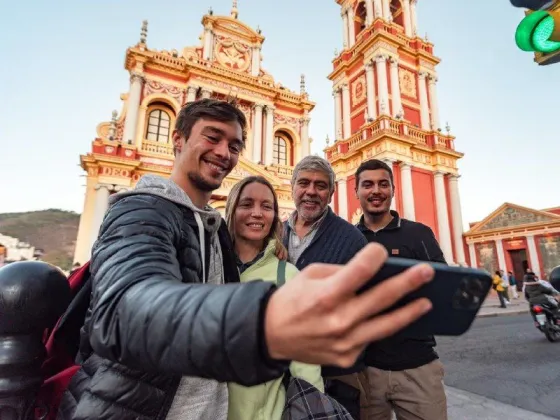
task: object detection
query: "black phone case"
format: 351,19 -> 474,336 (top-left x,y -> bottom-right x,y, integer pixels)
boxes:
358,258 -> 493,336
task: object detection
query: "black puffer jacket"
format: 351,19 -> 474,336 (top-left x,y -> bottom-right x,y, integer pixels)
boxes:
57,192 -> 288,419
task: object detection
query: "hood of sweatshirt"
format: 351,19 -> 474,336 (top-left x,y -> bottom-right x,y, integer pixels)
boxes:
110,174 -> 223,283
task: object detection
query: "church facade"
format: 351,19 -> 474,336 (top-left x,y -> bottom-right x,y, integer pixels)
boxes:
324,0 -> 466,266
73,4 -> 314,264
464,203 -> 560,282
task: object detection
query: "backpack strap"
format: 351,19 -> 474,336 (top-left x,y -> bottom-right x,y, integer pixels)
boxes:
277,259 -> 287,287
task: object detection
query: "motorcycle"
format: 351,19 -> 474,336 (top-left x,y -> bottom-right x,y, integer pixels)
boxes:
530,303 -> 560,342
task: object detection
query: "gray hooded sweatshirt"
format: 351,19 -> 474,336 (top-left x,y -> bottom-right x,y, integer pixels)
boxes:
109,174 -> 228,420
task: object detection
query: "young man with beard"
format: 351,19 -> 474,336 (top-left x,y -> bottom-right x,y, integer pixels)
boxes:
282,155 -> 369,418
351,158 -> 448,420
58,101 -> 436,420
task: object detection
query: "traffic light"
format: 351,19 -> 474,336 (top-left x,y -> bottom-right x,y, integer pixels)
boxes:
515,1 -> 560,56
515,9 -> 560,53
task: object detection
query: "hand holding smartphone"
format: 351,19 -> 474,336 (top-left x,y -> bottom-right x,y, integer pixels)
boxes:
358,258 -> 492,336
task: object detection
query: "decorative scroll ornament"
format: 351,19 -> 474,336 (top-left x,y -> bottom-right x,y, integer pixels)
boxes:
143,80 -> 184,104
274,113 -> 302,131
351,75 -> 366,105
215,37 -> 250,72
399,68 -> 417,99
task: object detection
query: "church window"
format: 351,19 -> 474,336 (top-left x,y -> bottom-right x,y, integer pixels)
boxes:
146,109 -> 171,143
355,2 -> 367,36
273,135 -> 288,165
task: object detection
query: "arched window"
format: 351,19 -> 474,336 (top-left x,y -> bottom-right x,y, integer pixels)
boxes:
355,2 -> 367,35
390,0 -> 405,28
146,109 -> 171,143
273,135 -> 288,165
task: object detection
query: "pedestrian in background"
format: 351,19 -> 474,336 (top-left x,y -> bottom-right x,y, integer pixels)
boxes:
493,270 -> 507,308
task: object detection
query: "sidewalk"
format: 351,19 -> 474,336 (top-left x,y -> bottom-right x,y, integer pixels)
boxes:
477,294 -> 529,318
445,386 -> 555,419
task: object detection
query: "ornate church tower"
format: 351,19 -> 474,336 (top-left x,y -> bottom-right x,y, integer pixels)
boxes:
73,2 -> 314,265
324,0 -> 466,265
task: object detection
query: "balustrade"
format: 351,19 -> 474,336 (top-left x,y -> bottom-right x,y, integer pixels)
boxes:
325,117 -> 455,157
141,139 -> 174,155
266,164 -> 294,178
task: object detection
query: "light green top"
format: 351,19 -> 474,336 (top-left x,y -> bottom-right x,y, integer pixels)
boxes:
227,240 -> 324,420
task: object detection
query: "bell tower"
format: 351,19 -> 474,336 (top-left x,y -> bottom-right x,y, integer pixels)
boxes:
325,0 -> 467,265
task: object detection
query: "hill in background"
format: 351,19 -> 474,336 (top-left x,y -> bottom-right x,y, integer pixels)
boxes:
0,209 -> 80,270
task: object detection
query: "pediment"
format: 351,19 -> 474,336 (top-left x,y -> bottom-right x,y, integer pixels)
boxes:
210,16 -> 263,41
468,203 -> 560,233
213,157 -> 288,198
228,157 -> 283,185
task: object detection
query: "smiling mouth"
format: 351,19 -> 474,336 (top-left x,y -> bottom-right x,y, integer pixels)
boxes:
302,200 -> 319,207
367,197 -> 385,205
246,223 -> 264,230
203,159 -> 228,174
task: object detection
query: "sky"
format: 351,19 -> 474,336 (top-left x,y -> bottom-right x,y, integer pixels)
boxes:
0,0 -> 558,229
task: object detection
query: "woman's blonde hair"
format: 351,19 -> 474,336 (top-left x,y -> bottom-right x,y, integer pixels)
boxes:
225,176 -> 287,255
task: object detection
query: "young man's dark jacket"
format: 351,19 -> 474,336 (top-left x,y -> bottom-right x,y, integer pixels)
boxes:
357,210 -> 446,371
58,176 -> 288,419
283,206 -> 368,377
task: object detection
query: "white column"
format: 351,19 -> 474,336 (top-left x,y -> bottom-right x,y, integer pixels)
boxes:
365,62 -> 377,121
428,75 -> 440,130
337,179 -> 349,220
389,57 -> 402,117
301,115 -> 311,157
347,7 -> 356,48
418,71 -> 430,130
526,235 -> 542,278
122,72 -> 143,145
264,105 -> 275,165
342,9 -> 349,49
90,184 -> 112,251
402,0 -> 413,37
251,46 -> 261,77
341,84 -> 351,139
448,175 -> 467,266
373,0 -> 383,18
495,239 -> 507,272
434,172 -> 454,264
399,162 -> 415,221
202,24 -> 213,60
383,159 -> 397,210
382,0 -> 391,20
468,243 -> 477,268
410,0 -> 418,36
375,55 -> 389,115
333,88 -> 343,139
186,85 -> 198,103
201,88 -> 212,99
252,104 -> 264,163
365,0 -> 374,25
295,140 -> 302,163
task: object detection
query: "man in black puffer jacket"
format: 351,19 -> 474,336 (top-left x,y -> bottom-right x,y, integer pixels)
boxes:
58,99 -> 437,420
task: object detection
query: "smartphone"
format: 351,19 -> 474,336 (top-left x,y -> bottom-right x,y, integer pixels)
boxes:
358,258 -> 493,336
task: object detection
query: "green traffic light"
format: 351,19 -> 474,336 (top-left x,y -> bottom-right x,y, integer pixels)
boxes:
515,10 -> 560,53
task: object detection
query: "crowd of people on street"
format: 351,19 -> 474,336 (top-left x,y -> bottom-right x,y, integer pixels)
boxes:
492,267 -> 560,309
58,99 -> 453,420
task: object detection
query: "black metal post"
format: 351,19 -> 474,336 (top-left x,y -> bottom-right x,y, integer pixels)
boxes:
0,261 -> 71,420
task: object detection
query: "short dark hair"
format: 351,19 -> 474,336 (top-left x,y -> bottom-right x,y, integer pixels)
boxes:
355,159 -> 394,188
174,98 -> 247,146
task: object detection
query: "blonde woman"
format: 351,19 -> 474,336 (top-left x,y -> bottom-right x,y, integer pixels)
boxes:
225,176 -> 324,420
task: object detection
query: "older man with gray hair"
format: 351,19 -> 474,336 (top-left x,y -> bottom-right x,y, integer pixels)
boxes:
282,155 -> 368,417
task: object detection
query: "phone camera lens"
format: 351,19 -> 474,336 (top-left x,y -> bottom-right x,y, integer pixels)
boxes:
453,278 -> 484,310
